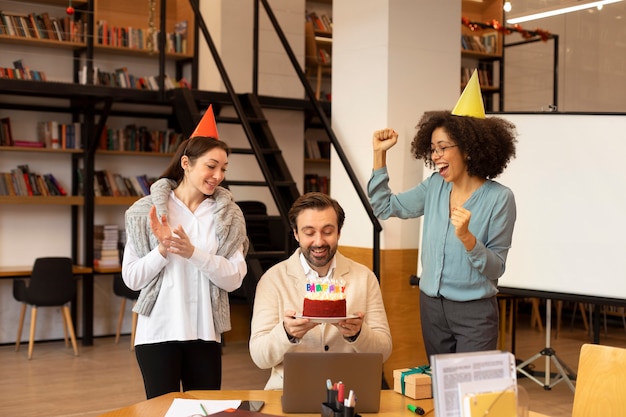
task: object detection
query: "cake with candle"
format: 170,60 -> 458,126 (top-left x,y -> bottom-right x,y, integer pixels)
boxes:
302,278 -> 347,317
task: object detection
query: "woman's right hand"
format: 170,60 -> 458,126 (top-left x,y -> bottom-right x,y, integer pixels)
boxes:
372,128 -> 398,169
372,128 -> 398,152
149,205 -> 172,257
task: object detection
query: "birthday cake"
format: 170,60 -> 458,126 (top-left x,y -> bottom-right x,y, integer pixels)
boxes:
302,278 -> 347,318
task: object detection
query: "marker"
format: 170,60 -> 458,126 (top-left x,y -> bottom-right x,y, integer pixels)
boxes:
326,378 -> 333,390
407,404 -> 425,415
337,381 -> 345,402
347,389 -> 355,407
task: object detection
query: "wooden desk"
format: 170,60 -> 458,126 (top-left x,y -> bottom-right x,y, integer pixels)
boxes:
0,264 -> 92,278
0,264 -> 95,345
97,389 -> 551,417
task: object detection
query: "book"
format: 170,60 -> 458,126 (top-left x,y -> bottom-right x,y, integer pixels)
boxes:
44,173 -> 67,196
1,117 -> 13,146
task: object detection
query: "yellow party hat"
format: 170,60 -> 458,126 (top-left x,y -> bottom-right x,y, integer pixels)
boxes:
451,69 -> 485,119
190,104 -> 219,139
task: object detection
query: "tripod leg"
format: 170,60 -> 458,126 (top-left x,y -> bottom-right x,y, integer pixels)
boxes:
550,354 -> 576,392
516,351 -> 546,388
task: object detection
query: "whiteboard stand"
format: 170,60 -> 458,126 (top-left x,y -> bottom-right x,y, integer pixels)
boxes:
515,299 -> 577,392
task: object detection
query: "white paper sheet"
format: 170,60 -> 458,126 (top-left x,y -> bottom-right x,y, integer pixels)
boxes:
164,399 -> 242,417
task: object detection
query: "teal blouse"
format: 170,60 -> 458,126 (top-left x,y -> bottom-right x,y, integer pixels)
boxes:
367,167 -> 516,301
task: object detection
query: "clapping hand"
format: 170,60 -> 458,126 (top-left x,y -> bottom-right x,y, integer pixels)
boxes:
149,205 -> 172,257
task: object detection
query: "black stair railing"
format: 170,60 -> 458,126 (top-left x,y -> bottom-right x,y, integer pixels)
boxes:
186,0 -> 382,278
187,0 -> 291,225
255,0 -> 383,277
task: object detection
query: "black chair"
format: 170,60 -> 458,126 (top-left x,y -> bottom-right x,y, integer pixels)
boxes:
113,273 -> 140,350
13,257 -> 78,359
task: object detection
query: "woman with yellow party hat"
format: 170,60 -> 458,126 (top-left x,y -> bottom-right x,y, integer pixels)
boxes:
367,69 -> 518,359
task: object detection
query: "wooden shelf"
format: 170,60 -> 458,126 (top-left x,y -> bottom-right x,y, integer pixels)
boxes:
0,195 -> 83,205
0,145 -> 83,154
95,196 -> 141,205
0,34 -> 86,49
97,149 -> 174,157
94,44 -> 193,60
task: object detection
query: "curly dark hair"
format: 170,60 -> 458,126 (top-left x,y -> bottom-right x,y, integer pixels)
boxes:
410,111 -> 517,179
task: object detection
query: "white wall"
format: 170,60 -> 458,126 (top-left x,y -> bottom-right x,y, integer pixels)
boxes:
331,0 -> 460,249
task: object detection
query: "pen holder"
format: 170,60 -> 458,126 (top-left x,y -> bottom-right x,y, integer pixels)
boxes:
321,402 -> 343,417
343,405 -> 356,417
321,400 -> 358,417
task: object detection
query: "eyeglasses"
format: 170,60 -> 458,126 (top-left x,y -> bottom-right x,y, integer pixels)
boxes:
430,145 -> 458,156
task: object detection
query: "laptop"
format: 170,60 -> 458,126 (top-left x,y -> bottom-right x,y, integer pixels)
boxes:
281,352 -> 383,413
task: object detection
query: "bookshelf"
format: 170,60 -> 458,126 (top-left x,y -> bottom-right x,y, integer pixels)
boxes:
461,0 -> 503,111
305,4 -> 332,101
0,0 -> 199,345
303,2 -> 332,194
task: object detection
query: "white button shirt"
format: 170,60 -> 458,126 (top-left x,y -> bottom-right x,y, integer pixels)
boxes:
123,191 -> 247,346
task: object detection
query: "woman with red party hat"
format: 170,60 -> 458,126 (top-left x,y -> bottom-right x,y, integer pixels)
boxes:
122,104 -> 249,398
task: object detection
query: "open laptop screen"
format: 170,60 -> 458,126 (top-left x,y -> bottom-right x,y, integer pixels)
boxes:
281,352 -> 383,413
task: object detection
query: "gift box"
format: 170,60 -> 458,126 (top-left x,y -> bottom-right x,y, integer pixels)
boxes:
393,366 -> 432,400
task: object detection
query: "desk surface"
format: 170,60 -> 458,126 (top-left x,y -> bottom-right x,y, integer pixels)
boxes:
0,264 -> 92,278
97,389 -> 550,417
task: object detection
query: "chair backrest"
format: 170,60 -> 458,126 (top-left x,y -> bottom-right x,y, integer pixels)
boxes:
113,273 -> 140,300
572,343 -> 626,417
25,257 -> 75,306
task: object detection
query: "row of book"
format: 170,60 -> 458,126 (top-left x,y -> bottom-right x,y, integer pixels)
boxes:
304,174 -> 329,194
461,65 -> 494,88
305,137 -> 331,160
306,11 -> 332,33
78,65 -> 191,91
94,224 -> 121,268
83,169 -> 156,198
0,59 -> 47,82
0,11 -> 85,43
36,121 -> 82,150
96,20 -> 188,54
98,124 -> 185,154
0,164 -> 67,197
461,32 -> 498,55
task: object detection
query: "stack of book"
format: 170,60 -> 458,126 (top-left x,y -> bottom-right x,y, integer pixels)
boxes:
94,224 -> 121,269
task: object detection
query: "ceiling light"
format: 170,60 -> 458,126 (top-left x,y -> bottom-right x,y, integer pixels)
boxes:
507,0 -> 622,23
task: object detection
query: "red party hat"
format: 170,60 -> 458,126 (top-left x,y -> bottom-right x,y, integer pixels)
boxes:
190,104 -> 219,139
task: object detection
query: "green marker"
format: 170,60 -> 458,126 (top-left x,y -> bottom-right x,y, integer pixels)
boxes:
407,404 -> 425,415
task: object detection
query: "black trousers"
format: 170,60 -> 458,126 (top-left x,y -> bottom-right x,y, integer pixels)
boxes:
135,340 -> 222,399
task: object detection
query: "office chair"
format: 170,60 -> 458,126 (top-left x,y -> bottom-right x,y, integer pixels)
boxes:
13,257 -> 79,359
572,343 -> 626,417
113,273 -> 140,350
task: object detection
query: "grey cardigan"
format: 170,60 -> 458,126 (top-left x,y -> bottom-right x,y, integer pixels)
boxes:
124,178 -> 249,334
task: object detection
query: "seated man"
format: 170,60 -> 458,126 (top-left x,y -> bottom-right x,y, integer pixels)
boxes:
249,192 -> 392,389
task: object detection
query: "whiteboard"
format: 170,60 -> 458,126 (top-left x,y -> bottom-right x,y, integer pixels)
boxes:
416,113 -> 626,302
496,114 -> 626,300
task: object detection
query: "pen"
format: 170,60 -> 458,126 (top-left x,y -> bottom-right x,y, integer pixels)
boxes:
200,403 -> 209,416
407,404 -> 425,415
326,378 -> 333,390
